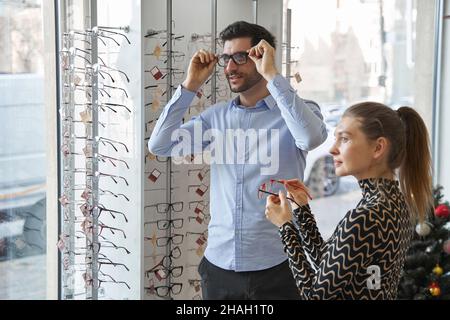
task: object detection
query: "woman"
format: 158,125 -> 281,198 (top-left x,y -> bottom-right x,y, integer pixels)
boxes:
265,102 -> 433,299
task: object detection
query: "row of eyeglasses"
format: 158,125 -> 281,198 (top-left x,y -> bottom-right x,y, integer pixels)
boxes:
58,25 -> 133,299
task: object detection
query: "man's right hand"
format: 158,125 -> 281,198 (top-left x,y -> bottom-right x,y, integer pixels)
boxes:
182,49 -> 218,92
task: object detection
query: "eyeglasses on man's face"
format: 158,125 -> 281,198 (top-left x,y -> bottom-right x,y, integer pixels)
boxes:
217,51 -> 249,67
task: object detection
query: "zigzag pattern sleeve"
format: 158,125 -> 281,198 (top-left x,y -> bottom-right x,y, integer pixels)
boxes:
280,207 -> 382,299
292,205 -> 325,269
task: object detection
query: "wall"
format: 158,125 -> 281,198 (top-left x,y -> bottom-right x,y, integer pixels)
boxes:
257,0 -> 283,68
438,0 -> 450,194
43,0 -> 58,300
415,0 -> 437,131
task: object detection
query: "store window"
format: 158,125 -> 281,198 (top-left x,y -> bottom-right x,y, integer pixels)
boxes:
0,0 -> 47,299
285,0 -> 418,237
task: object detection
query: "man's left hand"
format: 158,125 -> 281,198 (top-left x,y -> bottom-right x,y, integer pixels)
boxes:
247,40 -> 278,81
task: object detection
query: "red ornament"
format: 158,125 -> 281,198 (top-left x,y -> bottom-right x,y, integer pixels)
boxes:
429,282 -> 441,297
435,204 -> 450,218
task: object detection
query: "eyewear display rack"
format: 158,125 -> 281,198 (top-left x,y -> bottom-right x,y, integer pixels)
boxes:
57,0 -> 283,300
57,0 -> 140,300
142,0 -> 220,300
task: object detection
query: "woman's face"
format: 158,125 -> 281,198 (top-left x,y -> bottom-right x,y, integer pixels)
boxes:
329,116 -> 378,180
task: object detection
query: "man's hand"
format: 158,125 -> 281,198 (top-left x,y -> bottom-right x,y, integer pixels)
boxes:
182,49 -> 218,92
247,40 -> 278,81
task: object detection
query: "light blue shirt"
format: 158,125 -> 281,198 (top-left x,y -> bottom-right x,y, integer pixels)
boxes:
148,74 -> 327,271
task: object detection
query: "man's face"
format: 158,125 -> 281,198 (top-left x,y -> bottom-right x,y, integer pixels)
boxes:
222,37 -> 263,93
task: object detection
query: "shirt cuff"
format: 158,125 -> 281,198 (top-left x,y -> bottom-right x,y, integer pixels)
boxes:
152,85 -> 196,136
279,221 -> 297,246
293,204 -> 312,220
266,74 -> 293,100
158,85 -> 196,116
179,83 -> 198,95
173,85 -> 197,105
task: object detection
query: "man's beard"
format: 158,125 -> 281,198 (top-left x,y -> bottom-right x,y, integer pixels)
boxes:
227,71 -> 263,93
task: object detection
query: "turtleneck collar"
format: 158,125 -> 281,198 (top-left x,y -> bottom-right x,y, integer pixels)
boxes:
358,178 -> 400,200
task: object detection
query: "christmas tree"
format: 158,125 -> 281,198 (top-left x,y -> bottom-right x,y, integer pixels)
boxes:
397,186 -> 450,299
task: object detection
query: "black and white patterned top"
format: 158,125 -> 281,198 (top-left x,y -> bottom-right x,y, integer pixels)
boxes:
279,178 -> 414,300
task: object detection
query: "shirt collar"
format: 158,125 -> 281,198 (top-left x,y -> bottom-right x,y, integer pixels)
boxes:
231,94 -> 276,110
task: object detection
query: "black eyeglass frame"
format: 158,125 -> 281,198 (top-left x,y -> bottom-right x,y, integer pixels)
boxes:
217,51 -> 249,67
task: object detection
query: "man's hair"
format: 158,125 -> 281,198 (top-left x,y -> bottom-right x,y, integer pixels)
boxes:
219,21 -> 276,49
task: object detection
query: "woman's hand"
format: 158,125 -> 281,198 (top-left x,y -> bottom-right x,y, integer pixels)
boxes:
279,179 -> 312,207
265,191 -> 293,228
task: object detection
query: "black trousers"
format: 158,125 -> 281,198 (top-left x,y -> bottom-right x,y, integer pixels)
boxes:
198,257 -> 300,300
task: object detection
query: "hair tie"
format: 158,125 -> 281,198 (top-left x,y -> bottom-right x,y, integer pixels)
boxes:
396,109 -> 406,129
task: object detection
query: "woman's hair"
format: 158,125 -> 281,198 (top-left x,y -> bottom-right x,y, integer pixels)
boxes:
343,102 -> 433,222
219,21 -> 276,49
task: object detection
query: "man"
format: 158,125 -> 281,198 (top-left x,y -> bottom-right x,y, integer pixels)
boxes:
148,21 -> 327,299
